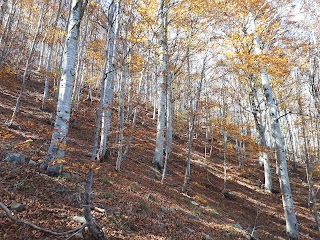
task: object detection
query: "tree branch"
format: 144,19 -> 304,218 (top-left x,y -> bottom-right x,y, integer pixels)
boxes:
0,202 -> 86,236
276,111 -> 316,121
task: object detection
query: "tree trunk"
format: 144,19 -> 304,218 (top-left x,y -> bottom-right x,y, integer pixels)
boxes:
297,81 -> 319,231
83,168 -> 105,239
166,74 -> 173,149
45,0 -> 88,176
9,3 -> 45,126
123,52 -> 149,162
162,72 -> 173,182
261,69 -> 299,239
98,0 -> 119,161
249,11 -> 299,238
153,0 -> 168,171
73,13 -> 90,107
249,79 -> 272,193
182,54 -> 207,191
285,111 -> 298,171
42,0 -> 63,110
38,35 -> 47,71
0,0 -> 8,28
182,114 -> 194,192
0,1 -> 16,55
116,6 -> 131,171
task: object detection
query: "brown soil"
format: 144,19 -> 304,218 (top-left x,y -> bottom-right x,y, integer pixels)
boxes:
0,71 -> 319,239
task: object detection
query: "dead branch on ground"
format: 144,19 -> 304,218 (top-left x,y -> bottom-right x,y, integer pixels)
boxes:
0,202 -> 86,236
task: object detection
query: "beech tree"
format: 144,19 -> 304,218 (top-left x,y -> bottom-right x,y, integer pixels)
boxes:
44,0 -> 88,176
116,1 -> 132,171
153,0 -> 169,171
42,0 -> 63,110
8,1 -> 46,126
98,0 -> 120,161
0,0 -> 18,63
249,79 -> 272,192
248,8 -> 299,239
182,53 -> 208,191
3,0 -> 320,238
218,1 -> 301,237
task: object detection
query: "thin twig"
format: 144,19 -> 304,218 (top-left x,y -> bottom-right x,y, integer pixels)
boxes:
251,209 -> 260,238
0,202 -> 86,236
64,225 -> 86,240
276,111 -> 316,121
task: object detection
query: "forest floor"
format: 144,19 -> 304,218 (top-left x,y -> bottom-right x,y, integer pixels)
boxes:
0,71 -> 319,240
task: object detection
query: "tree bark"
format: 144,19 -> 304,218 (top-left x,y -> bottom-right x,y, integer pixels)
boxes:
182,54 -> 207,191
0,1 -> 16,56
45,0 -> 88,176
249,79 -> 272,193
42,0 -> 63,110
0,0 -> 8,28
116,5 -> 131,171
73,13 -> 90,107
261,68 -> 299,239
297,79 -> 320,231
98,0 -> 120,161
83,168 -> 105,240
249,11 -> 299,239
9,3 -> 45,126
153,0 -> 168,170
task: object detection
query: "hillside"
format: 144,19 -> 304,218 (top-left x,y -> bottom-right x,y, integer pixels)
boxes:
0,71 -> 319,240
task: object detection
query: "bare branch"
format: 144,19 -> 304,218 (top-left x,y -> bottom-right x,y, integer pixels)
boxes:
0,202 -> 86,236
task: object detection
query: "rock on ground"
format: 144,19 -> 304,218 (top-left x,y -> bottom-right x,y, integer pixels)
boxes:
4,153 -> 26,164
72,215 -> 86,224
9,202 -> 26,212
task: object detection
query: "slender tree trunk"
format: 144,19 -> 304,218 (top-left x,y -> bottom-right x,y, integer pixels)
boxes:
249,11 -> 299,238
98,0 -> 120,161
249,80 -> 272,193
4,4 -> 20,65
162,73 -> 173,182
9,3 -> 45,126
115,67 -> 126,171
297,80 -> 320,231
90,56 -> 108,161
315,119 -> 320,164
285,111 -> 298,171
38,35 -> 47,71
166,73 -> 173,150
152,73 -> 157,120
83,73 -> 107,239
261,69 -> 299,239
42,0 -> 63,110
126,77 -> 132,121
45,0 -> 88,176
123,53 -> 149,162
161,74 -> 173,183
0,0 -> 8,28
153,0 -> 168,170
182,114 -> 194,192
0,1 -> 15,53
73,13 -> 90,107
182,54 -> 206,191
301,114 -> 319,230
56,0 -> 73,85
308,31 -> 320,116
116,7 -> 131,171
83,168 -> 105,240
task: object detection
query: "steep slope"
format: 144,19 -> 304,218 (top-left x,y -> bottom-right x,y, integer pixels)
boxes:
0,71 -> 319,239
